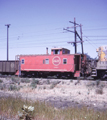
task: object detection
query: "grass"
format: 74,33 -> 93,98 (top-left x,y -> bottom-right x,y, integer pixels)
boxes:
0,96 -> 107,120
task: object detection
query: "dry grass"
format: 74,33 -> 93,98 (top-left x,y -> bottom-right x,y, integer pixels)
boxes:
0,77 -> 107,119
0,96 -> 107,120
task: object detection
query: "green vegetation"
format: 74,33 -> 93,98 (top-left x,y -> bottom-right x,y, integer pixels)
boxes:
0,96 -> 107,120
0,79 -> 3,83
50,81 -> 59,89
31,79 -> 39,84
21,79 -> 30,83
95,87 -> 103,94
8,84 -> 20,91
0,83 -> 6,90
11,76 -> 19,83
30,79 -> 39,89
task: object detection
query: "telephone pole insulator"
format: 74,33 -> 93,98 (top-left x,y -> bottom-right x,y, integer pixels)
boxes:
5,24 -> 11,61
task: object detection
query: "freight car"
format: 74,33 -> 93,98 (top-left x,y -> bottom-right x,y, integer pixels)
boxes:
0,60 -> 19,75
91,46 -> 107,79
15,47 -> 90,78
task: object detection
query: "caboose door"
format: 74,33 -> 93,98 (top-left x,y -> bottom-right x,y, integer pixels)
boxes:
74,55 -> 80,71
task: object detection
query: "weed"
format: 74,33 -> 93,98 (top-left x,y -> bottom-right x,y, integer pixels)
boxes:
18,105 -> 34,120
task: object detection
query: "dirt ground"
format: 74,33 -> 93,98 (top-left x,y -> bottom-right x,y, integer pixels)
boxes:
0,77 -> 107,111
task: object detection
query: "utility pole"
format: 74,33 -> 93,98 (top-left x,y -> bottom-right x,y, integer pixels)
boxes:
74,18 -> 77,53
5,24 -> 10,61
80,24 -> 84,54
63,18 -> 84,54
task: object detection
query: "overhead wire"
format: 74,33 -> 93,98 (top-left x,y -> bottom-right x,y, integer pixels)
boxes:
0,25 -> 107,50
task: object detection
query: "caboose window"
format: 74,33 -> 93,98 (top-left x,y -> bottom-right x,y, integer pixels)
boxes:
67,51 -> 70,54
63,58 -> 67,64
53,50 -> 60,54
21,59 -> 25,64
45,59 -> 49,64
63,49 -> 65,54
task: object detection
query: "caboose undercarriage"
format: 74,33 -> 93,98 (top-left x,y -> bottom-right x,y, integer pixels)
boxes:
20,71 -> 74,79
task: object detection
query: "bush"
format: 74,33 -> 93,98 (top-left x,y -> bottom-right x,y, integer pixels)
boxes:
8,85 -> 20,91
30,79 -> 39,89
11,76 -> 19,83
96,80 -> 100,87
0,79 -> 3,83
86,82 -> 95,90
50,84 -> 56,89
95,87 -> 103,94
21,79 -> 30,83
30,83 -> 37,89
70,79 -> 73,82
46,79 -> 50,84
0,84 -> 6,90
50,81 -> 59,89
32,79 -> 39,84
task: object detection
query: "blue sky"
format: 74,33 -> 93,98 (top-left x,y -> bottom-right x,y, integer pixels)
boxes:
0,0 -> 107,60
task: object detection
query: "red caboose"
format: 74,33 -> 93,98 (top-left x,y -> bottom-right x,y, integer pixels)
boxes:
16,48 -> 86,78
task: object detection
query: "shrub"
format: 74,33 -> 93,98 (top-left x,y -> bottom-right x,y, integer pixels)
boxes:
0,84 -> 6,90
32,79 -> 39,84
50,82 -> 59,89
46,79 -> 50,84
43,86 -> 46,89
8,85 -> 20,91
11,76 -> 19,83
70,79 -> 73,82
21,79 -> 30,83
30,79 -> 38,89
95,87 -> 103,94
0,79 -> 3,83
30,83 -> 37,89
96,80 -> 100,87
86,82 -> 95,90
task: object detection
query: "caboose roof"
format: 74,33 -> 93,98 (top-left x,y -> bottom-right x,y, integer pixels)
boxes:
51,48 -> 70,51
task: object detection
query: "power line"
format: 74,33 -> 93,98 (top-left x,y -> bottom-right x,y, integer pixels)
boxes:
83,27 -> 107,31
83,36 -> 107,37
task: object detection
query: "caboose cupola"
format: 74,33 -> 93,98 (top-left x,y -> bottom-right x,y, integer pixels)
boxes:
51,48 -> 70,55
